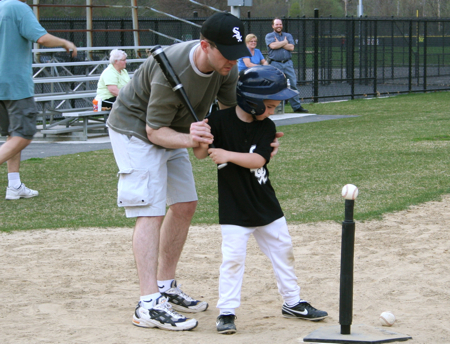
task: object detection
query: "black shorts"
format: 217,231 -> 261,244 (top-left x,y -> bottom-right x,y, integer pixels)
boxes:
0,97 -> 38,139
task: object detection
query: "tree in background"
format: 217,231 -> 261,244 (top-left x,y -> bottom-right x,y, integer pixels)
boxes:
31,0 -> 450,18
32,0 -> 163,18
346,0 -> 450,17
288,1 -> 302,17
302,0 -> 345,17
159,0 -> 227,17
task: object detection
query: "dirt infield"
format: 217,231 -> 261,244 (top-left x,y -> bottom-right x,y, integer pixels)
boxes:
1,196 -> 449,344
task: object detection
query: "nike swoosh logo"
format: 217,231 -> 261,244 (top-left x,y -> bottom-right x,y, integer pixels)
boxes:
158,285 -> 164,289
287,306 -> 308,315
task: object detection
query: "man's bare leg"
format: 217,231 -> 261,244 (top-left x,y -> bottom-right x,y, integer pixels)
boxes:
133,216 -> 164,295
0,136 -> 30,166
155,201 -> 208,313
6,151 -> 21,173
132,214 -> 199,331
157,201 -> 197,280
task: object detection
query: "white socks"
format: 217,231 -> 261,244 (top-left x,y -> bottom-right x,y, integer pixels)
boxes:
220,310 -> 235,316
286,298 -> 303,307
157,279 -> 175,293
8,173 -> 21,189
139,279 -> 175,310
140,292 -> 161,309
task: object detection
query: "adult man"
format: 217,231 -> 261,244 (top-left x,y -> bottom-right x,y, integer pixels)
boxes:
0,0 -> 77,199
107,12 -> 260,331
265,17 -> 309,113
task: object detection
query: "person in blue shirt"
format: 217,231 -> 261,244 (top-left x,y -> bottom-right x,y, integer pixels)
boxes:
0,0 -> 77,200
237,34 -> 269,73
265,18 -> 308,114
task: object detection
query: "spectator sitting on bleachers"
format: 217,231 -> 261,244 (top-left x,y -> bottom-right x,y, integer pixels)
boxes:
96,49 -> 130,108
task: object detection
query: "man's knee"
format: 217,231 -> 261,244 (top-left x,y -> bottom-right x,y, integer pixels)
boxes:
171,201 -> 197,218
8,135 -> 32,148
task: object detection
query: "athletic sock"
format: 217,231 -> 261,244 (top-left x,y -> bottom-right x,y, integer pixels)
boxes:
285,298 -> 302,307
220,309 -> 235,316
8,173 -> 21,189
157,279 -> 175,293
140,292 -> 161,309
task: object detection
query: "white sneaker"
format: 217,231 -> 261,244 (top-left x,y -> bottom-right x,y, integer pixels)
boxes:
132,296 -> 198,331
5,183 -> 39,200
161,280 -> 209,313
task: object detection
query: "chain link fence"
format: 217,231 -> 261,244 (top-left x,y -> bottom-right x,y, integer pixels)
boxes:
38,16 -> 450,103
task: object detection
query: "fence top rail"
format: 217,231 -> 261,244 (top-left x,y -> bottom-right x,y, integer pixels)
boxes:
34,91 -> 97,102
33,72 -> 135,84
33,75 -> 101,83
32,58 -> 147,68
32,45 -> 156,53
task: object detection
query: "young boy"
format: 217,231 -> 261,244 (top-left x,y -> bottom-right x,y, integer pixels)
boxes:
194,66 -> 328,334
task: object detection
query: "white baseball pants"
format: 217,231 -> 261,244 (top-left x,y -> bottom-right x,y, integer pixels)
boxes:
216,217 -> 301,314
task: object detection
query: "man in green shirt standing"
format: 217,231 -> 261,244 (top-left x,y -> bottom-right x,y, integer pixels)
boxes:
107,12 -> 255,330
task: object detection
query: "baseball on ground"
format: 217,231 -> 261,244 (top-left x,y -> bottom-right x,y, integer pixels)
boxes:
341,184 -> 359,200
379,311 -> 396,326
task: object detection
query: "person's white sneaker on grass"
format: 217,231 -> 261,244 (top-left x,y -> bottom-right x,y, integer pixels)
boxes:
5,183 -> 39,200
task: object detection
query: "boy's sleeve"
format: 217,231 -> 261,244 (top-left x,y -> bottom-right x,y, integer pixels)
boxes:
207,111 -> 221,148
253,120 -> 276,163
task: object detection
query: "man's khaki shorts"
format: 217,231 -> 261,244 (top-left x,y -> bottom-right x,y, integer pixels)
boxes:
0,98 -> 38,139
109,128 -> 198,218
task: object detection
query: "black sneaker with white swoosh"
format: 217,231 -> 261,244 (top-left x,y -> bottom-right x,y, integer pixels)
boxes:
282,301 -> 328,321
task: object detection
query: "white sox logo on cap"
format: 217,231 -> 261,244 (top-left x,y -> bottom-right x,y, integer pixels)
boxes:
232,27 -> 243,42
201,12 -> 250,60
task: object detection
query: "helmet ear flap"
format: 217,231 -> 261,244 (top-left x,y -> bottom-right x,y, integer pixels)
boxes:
237,90 -> 266,116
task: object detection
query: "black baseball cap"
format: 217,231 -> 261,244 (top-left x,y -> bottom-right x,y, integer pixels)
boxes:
201,12 -> 251,61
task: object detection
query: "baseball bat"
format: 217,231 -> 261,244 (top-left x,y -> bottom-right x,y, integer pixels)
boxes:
150,45 -> 227,169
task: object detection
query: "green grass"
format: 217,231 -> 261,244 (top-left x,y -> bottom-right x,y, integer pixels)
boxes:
1,91 -> 450,231
291,45 -> 450,68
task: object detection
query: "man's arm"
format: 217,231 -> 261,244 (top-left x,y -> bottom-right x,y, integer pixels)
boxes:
146,120 -> 213,149
270,132 -> 284,157
37,33 -> 77,57
269,37 -> 294,51
243,57 -> 268,68
283,42 -> 295,51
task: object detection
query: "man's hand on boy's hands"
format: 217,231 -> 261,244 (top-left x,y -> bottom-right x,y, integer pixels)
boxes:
190,119 -> 213,145
271,132 -> 284,157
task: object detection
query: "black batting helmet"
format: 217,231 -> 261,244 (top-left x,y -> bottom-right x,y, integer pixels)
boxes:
236,65 -> 298,116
